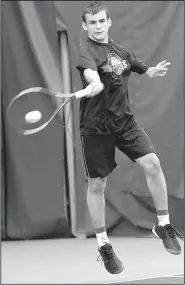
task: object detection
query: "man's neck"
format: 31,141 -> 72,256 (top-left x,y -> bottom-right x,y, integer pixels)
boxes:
88,34 -> 109,44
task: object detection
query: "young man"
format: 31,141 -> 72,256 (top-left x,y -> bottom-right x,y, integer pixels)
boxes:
74,1 -> 183,275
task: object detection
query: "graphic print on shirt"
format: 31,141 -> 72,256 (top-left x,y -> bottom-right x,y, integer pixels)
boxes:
101,53 -> 129,79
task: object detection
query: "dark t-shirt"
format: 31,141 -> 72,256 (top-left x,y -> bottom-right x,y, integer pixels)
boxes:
76,37 -> 149,135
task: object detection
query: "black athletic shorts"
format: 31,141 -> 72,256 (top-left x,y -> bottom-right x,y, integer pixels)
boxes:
81,120 -> 156,178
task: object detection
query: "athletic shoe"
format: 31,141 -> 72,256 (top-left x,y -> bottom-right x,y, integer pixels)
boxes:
152,223 -> 184,255
97,243 -> 124,274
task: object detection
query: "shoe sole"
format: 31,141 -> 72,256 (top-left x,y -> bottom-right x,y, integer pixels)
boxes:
152,226 -> 181,255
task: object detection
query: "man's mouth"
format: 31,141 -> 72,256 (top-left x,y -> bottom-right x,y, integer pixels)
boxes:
95,31 -> 103,34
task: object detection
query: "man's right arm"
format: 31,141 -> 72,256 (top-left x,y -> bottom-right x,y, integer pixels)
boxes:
75,47 -> 104,99
75,68 -> 104,99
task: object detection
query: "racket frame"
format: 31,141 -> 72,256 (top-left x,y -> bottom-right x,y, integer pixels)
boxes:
6,87 -> 76,135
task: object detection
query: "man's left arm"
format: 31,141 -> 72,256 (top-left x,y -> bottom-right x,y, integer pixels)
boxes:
128,51 -> 171,77
146,60 -> 171,78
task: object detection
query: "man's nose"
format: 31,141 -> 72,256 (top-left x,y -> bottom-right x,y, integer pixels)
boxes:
96,22 -> 101,29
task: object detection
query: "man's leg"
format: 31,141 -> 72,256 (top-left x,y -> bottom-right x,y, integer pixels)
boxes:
136,153 -> 183,254
81,135 -> 123,274
115,120 -> 183,255
86,176 -> 124,274
135,153 -> 169,216
87,176 -> 109,246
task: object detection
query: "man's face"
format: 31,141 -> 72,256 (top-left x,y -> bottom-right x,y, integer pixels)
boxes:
82,10 -> 111,43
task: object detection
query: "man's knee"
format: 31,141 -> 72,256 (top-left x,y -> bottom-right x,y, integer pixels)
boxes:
88,177 -> 107,193
137,153 -> 161,176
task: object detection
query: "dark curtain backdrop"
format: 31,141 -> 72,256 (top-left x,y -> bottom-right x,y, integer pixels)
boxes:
1,1 -> 72,239
54,1 -> 184,235
1,1 -> 184,240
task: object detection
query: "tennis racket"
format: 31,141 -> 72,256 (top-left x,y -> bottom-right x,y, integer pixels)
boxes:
6,87 -> 82,135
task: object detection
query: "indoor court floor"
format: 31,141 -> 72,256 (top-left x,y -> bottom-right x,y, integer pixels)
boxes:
1,236 -> 184,284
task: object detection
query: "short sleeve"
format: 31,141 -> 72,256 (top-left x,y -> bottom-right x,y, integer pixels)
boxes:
128,51 -> 149,75
76,47 -> 97,71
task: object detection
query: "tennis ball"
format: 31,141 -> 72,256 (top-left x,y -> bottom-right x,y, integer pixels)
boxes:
25,110 -> 42,124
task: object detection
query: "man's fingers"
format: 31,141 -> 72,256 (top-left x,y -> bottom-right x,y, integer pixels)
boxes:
157,60 -> 167,66
156,73 -> 166,77
157,67 -> 168,71
159,60 -> 167,64
159,70 -> 167,74
159,73 -> 167,76
156,68 -> 168,72
155,70 -> 167,77
163,62 -> 171,68
157,61 -> 171,68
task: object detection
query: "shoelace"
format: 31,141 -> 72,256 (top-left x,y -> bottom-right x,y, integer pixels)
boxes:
97,254 -> 104,265
97,245 -> 115,265
165,225 -> 184,240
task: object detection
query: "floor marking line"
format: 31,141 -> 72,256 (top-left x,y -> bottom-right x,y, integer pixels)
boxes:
103,273 -> 184,284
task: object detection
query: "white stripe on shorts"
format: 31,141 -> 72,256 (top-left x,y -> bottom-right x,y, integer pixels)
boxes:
81,136 -> 90,178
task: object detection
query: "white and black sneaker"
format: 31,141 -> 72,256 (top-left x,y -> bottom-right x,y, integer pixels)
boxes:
152,224 -> 184,255
97,243 -> 124,274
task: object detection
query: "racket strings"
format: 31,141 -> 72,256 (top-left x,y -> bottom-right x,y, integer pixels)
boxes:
7,86 -> 86,172
7,91 -> 57,133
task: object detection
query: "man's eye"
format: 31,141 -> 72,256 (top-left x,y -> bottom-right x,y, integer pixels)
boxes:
100,19 -> 105,23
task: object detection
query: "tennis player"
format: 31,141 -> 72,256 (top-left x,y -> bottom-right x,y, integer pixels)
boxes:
75,1 -> 183,274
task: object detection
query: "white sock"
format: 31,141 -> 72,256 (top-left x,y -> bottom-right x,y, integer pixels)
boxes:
157,214 -> 170,226
96,231 -> 110,248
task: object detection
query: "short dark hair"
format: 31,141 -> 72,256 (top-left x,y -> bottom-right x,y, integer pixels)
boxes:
82,1 -> 110,23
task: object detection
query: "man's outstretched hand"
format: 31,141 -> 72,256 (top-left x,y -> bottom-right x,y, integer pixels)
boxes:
146,60 -> 171,78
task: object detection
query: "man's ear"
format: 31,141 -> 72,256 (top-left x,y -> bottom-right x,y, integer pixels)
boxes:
108,18 -> 112,28
82,21 -> 88,31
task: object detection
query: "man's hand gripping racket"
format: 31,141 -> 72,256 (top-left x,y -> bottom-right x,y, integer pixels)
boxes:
6,86 -> 93,135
